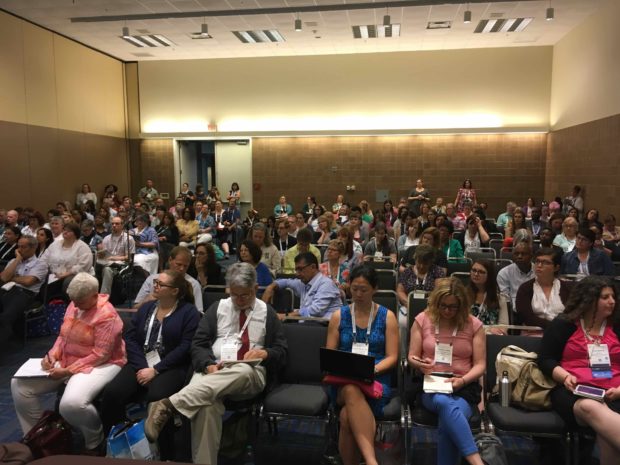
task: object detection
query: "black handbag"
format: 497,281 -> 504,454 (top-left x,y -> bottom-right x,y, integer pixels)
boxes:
21,411 -> 72,458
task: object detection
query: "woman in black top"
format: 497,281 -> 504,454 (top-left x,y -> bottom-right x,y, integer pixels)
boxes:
191,243 -> 224,287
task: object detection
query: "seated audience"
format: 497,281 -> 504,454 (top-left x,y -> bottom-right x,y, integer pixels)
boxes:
319,239 -> 350,296
496,201 -> 516,229
143,263 -> 287,465
302,196 -> 317,219
308,205 -> 326,231
438,221 -> 464,260
432,197 -> 446,215
35,227 -> 53,258
76,183 -> 98,207
21,211 -> 44,237
282,228 -> 322,274
602,214 -> 620,244
222,199 -> 241,250
359,200 -> 374,224
0,226 -> 21,268
100,270 -> 201,457
553,216 -> 578,252
134,246 -> 203,311
250,223 -> 281,276
460,215 -> 490,253
289,212 -> 309,238
195,202 -> 216,244
408,278 -> 486,465
505,208 -> 527,239
526,207 -> 548,239
262,252 -> 342,319
453,202 -> 472,231
392,207 -> 411,240
98,217 -> 136,295
582,208 -> 603,230
548,212 -> 565,235
274,219 -> 297,258
560,227 -> 614,276
326,265 -> 399,465
516,247 -> 571,328
331,194 -> 345,215
177,207 -> 199,248
41,222 -> 94,299
80,219 -> 103,252
156,212 -> 180,268
397,245 -> 445,320
363,222 -> 397,263
11,273 -> 125,455
497,241 -> 535,308
523,197 -> 536,220
191,243 -> 224,287
131,214 -> 159,276
238,239 -> 273,288
417,203 -> 432,231
539,276 -> 620,465
348,211 -> 369,244
400,227 -> 448,274
274,195 -> 293,218
397,218 -> 420,252
0,235 -> 48,342
468,259 -> 507,326
381,200 -> 398,229
314,215 -> 336,245
338,226 -> 363,271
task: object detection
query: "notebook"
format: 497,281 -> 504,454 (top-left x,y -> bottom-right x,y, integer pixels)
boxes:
319,347 -> 375,384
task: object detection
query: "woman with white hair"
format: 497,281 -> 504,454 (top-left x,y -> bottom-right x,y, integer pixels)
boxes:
11,272 -> 126,456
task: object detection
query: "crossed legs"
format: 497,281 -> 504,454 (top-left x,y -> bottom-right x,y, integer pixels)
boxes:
337,384 -> 378,465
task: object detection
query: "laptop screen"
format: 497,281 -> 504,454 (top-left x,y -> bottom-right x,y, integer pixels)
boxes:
319,347 -> 376,383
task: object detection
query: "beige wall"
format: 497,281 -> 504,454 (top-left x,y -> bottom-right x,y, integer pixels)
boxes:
550,0 -> 620,130
0,11 -> 126,137
139,46 -> 552,135
0,11 -> 129,211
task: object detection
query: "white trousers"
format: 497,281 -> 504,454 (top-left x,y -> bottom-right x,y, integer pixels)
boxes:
170,363 -> 266,465
11,363 -> 122,449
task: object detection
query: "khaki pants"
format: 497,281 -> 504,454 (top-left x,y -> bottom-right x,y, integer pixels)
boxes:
170,363 -> 266,465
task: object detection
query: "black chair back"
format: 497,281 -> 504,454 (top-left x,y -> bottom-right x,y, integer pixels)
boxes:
407,292 -> 428,330
372,290 -> 398,315
281,323 -> 328,384
375,270 -> 397,291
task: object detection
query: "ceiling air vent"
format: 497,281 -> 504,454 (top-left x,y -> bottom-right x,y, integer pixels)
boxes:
427,21 -> 451,30
121,34 -> 174,47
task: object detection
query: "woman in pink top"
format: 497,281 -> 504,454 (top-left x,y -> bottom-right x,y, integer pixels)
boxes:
12,272 -> 126,456
539,276 -> 620,465
408,278 -> 486,465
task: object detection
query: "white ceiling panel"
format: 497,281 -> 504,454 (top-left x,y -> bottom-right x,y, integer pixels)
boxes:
0,0 -> 606,61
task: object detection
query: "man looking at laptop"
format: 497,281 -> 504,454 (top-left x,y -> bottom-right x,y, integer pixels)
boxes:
262,252 -> 342,320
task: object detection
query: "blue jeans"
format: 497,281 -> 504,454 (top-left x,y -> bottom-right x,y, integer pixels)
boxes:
421,393 -> 478,465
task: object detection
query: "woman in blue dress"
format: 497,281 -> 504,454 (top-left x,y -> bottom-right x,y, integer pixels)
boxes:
326,264 -> 399,465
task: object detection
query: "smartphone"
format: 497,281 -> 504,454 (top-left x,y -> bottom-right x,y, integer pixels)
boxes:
574,384 -> 605,402
431,371 -> 454,378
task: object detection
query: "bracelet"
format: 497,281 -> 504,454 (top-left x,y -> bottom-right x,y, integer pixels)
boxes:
563,374 -> 570,384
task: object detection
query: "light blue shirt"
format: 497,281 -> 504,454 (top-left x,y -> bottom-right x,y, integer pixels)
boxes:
276,272 -> 342,319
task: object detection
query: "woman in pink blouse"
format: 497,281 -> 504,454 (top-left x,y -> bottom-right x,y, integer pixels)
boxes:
12,273 -> 125,456
539,276 -> 620,464
408,278 -> 486,465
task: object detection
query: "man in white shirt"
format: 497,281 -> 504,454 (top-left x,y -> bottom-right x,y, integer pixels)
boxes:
98,217 -> 136,295
0,236 -> 48,342
134,246 -> 203,312
497,242 -> 535,310
144,263 -> 287,465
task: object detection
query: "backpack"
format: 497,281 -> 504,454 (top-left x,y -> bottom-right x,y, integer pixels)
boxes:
511,360 -> 556,411
475,433 -> 508,465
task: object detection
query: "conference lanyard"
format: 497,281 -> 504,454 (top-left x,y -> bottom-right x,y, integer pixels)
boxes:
143,303 -> 176,353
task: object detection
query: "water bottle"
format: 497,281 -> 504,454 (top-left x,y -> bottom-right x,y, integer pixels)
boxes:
500,370 -> 511,407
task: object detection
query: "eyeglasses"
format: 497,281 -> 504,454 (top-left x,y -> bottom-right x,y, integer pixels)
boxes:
534,259 -> 554,266
153,280 -> 176,289
576,236 -> 591,243
470,268 -> 487,275
438,303 -> 460,311
294,263 -> 312,273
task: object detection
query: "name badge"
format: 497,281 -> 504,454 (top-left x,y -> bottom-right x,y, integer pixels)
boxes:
352,342 -> 369,356
434,342 -> 453,366
145,350 -> 161,368
221,339 -> 240,362
374,251 -> 384,260
588,344 -> 612,379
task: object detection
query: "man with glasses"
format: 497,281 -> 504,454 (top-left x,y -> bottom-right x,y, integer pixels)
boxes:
98,217 -> 136,295
497,241 -> 535,309
134,246 -> 203,311
560,227 -> 614,276
262,252 -> 342,320
144,262 -> 287,465
0,235 -> 48,342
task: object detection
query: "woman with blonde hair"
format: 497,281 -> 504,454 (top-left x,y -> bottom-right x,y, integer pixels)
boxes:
408,278 -> 486,465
